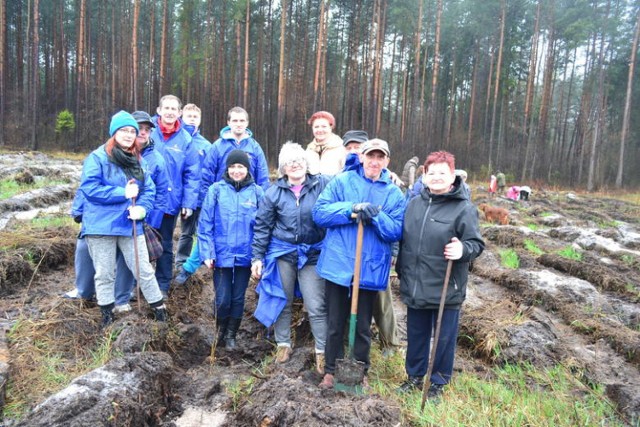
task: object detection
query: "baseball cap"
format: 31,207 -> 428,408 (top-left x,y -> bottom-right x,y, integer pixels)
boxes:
360,138 -> 390,156
342,130 -> 369,146
131,111 -> 156,128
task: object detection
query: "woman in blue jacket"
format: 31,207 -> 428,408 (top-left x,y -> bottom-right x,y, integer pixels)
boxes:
198,150 -> 263,350
79,111 -> 166,326
251,142 -> 329,374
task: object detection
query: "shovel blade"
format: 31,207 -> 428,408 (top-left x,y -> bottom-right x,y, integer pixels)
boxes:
334,357 -> 366,387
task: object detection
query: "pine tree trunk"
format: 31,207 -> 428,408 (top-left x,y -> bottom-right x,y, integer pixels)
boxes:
616,9 -> 639,188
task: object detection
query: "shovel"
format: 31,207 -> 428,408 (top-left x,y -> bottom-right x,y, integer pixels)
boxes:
420,259 -> 453,410
130,195 -> 142,312
334,216 -> 366,393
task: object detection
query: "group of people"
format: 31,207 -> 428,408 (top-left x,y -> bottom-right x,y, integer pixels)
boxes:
489,170 -> 532,200
68,100 -> 485,398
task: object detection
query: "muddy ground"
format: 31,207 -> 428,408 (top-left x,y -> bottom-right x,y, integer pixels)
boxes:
0,152 -> 638,426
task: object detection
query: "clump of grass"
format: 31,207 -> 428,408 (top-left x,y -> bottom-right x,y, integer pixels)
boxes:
526,223 -> 540,231
557,246 -> 582,261
523,239 -> 544,255
226,377 -> 255,411
500,249 -> 520,269
539,212 -> 554,218
374,358 -> 622,427
0,177 -> 69,200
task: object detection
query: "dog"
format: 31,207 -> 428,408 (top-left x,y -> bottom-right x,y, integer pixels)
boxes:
478,203 -> 509,225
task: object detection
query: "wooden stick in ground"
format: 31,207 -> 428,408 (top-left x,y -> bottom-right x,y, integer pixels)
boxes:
130,196 -> 142,312
420,259 -> 453,410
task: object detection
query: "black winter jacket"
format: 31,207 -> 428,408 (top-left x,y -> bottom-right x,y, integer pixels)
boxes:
252,173 -> 329,264
397,177 -> 484,310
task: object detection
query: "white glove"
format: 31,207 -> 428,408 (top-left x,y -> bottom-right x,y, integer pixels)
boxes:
444,237 -> 463,260
181,207 -> 193,219
128,205 -> 147,220
125,182 -> 139,199
251,260 -> 263,279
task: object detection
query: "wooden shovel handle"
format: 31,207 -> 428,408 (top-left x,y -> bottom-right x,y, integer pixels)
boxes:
350,218 -> 364,315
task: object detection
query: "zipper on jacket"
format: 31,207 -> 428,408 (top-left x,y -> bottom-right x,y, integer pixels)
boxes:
411,197 -> 432,299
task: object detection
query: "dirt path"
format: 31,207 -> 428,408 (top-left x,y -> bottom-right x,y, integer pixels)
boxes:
0,153 -> 638,425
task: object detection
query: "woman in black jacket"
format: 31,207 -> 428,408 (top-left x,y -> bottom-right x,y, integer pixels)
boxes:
396,151 -> 484,398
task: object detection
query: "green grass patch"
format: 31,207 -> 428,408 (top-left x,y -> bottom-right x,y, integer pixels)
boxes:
557,246 -> 582,261
368,348 -> 622,427
523,239 -> 544,255
539,212 -> 554,217
0,177 -> 70,200
29,215 -> 77,229
500,249 -> 520,269
525,223 -> 540,231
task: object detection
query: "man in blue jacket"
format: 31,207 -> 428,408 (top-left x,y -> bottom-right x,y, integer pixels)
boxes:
175,103 -> 212,269
150,95 -> 200,297
200,107 -> 270,199
312,138 -> 405,389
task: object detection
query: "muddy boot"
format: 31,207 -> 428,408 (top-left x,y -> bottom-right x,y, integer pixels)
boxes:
216,317 -> 229,347
100,304 -> 115,328
315,352 -> 325,375
152,305 -> 168,322
225,317 -> 242,350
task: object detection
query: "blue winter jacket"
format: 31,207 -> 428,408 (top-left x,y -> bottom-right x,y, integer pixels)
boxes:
312,165 -> 405,291
150,120 -> 200,215
79,144 -> 155,237
252,174 -> 329,263
184,125 -> 212,208
253,238 -> 323,327
198,175 -> 263,268
141,140 -> 170,229
200,127 -> 270,204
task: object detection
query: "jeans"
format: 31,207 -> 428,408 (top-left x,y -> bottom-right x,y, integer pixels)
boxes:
75,237 -> 135,305
175,208 -> 200,268
213,266 -> 251,319
86,235 -> 163,307
274,259 -> 327,352
156,214 -> 178,292
324,281 -> 376,374
405,307 -> 460,385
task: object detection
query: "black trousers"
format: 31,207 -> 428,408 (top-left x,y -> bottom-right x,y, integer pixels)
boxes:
324,280 -> 377,375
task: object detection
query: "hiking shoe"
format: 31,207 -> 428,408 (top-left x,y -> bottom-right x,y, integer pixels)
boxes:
427,383 -> 445,399
174,267 -> 191,286
275,345 -> 292,364
315,352 -> 325,375
114,304 -> 132,313
318,373 -> 334,389
397,376 -> 423,393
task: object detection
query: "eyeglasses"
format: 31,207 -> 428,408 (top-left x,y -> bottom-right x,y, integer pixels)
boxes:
117,128 -> 137,135
284,159 -> 305,168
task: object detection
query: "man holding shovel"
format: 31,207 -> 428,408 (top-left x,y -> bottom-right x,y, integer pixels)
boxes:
396,151 -> 484,399
313,138 -> 405,390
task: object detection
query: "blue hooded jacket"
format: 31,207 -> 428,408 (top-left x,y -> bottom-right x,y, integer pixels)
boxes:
79,144 -> 155,237
140,139 -> 170,228
312,165 -> 405,291
150,119 -> 200,215
200,126 -> 270,204
183,124 -> 212,208
198,175 -> 263,268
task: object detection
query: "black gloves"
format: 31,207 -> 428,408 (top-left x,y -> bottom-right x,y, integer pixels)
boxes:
73,215 -> 82,224
352,203 -> 380,225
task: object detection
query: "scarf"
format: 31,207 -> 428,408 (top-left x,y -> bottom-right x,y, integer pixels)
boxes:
109,144 -> 144,182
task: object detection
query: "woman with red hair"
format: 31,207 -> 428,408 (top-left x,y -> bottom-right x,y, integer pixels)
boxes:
396,150 -> 484,398
305,111 -> 345,176
79,110 -> 167,326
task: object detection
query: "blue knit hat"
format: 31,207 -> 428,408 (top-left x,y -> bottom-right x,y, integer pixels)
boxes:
109,110 -> 139,137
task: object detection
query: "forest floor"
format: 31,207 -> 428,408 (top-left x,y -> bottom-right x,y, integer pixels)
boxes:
0,151 -> 638,426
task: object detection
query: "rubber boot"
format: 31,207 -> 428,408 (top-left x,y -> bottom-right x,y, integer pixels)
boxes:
153,305 -> 168,322
100,304 -> 115,328
216,317 -> 229,347
225,317 -> 242,350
